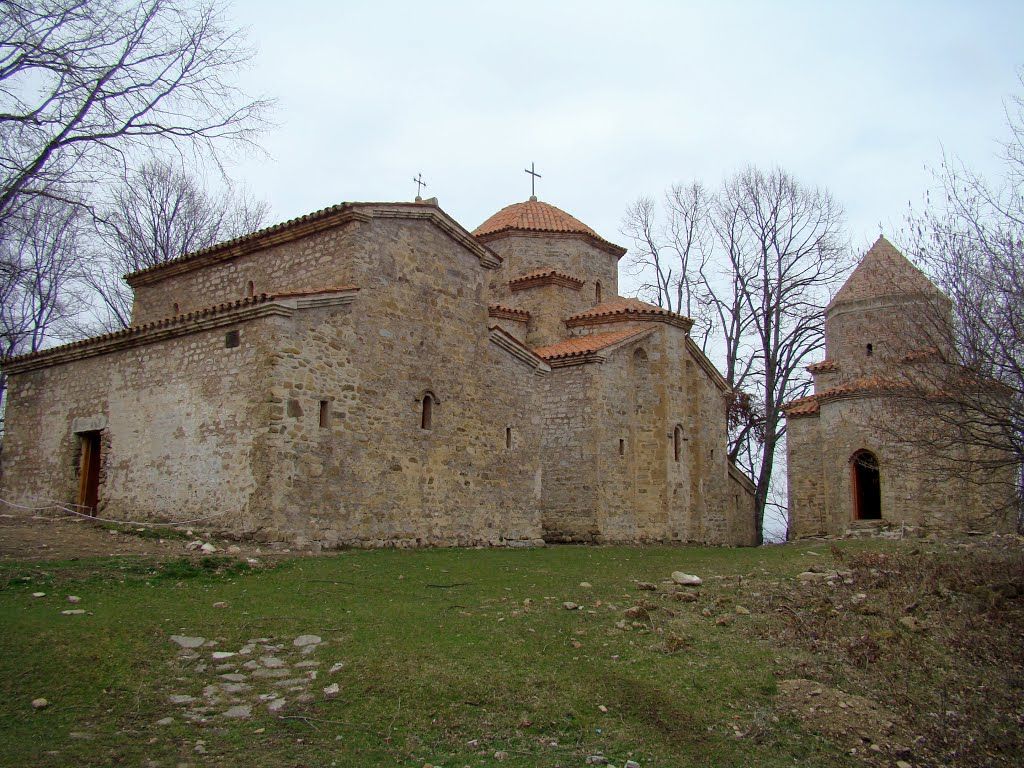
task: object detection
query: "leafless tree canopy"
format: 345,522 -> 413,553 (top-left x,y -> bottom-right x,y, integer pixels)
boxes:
87,157 -> 268,329
0,0 -> 272,226
905,77 -> 1024,522
623,167 -> 850,543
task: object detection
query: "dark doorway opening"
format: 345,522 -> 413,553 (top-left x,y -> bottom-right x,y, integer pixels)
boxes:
851,450 -> 881,520
77,431 -> 101,514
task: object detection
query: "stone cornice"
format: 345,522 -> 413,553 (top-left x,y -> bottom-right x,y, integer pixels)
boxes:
487,326 -> 551,374
487,305 -> 530,322
508,269 -> 585,292
126,202 -> 501,287
3,289 -> 359,375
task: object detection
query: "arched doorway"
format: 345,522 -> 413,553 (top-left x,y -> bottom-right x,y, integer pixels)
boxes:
851,450 -> 881,520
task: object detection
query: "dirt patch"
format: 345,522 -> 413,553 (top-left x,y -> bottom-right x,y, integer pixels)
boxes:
0,510 -> 271,562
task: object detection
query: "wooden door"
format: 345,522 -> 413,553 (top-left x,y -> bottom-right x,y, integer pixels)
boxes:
77,431 -> 101,514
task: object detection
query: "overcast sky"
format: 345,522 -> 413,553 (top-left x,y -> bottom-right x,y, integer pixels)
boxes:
228,1 -> 1022,295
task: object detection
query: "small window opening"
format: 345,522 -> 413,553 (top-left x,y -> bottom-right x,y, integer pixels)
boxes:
421,393 -> 434,430
595,280 -> 603,303
505,426 -> 512,449
224,330 -> 240,348
173,302 -> 180,314
618,438 -> 625,456
866,343 -> 873,357
673,425 -> 684,462
319,400 -> 331,428
246,280 -> 255,297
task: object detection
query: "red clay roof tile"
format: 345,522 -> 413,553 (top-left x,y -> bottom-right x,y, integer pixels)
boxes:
473,199 -> 626,257
533,327 -> 651,362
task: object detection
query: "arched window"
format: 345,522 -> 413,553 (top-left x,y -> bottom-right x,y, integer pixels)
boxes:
173,302 -> 179,315
851,450 -> 881,520
673,424 -> 684,462
866,343 -> 873,357
595,280 -> 602,303
421,392 -> 435,430
246,280 -> 255,297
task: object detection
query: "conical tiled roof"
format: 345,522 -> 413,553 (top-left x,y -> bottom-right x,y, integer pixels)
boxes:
473,199 -> 626,257
828,236 -> 946,310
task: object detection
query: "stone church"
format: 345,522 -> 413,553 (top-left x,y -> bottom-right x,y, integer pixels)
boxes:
0,195 -> 757,548
784,236 -> 1017,538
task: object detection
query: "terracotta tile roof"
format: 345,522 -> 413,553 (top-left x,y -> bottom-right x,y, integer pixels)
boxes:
473,199 -> 626,257
783,376 -> 906,417
3,287 -> 359,367
508,268 -> 585,291
488,304 -> 530,321
565,298 -> 693,331
829,236 -> 948,310
533,327 -> 651,362
806,359 -> 838,373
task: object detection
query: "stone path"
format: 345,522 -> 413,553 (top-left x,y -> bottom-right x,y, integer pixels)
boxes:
165,632 -> 343,723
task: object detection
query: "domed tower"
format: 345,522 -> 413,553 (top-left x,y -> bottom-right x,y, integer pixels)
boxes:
474,198 -> 626,347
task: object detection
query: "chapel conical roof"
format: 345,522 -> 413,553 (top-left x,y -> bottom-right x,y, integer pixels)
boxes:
828,236 -> 946,310
473,199 -> 626,257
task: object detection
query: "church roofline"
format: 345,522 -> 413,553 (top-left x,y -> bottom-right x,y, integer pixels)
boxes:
473,199 -> 627,258
2,287 -> 360,374
125,201 -> 501,287
533,327 -> 654,367
508,269 -> 585,292
487,326 -> 551,374
565,298 -> 694,332
488,305 -> 530,322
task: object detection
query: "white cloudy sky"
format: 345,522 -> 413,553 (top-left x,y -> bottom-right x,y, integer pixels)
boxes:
228,1 -> 1022,295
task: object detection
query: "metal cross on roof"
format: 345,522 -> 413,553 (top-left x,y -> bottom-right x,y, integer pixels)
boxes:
524,162 -> 541,201
413,172 -> 427,200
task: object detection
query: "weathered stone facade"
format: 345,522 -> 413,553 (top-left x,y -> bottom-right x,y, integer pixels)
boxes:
1,197 -> 756,547
784,236 -> 1016,538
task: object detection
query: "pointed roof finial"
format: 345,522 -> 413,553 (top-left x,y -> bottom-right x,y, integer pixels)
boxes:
524,162 -> 541,201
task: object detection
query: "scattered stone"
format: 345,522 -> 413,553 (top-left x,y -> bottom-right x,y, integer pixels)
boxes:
156,717 -> 174,726
168,694 -> 196,705
735,605 -> 751,615
185,540 -> 204,552
896,762 -> 912,768
260,656 -> 286,668
61,609 -> 86,615
273,677 -> 309,688
494,751 -> 508,761
562,601 -> 580,610
212,601 -> 229,609
31,697 -> 49,710
671,572 -> 702,586
211,651 -> 236,660
624,606 -> 649,620
636,581 -> 658,591
329,662 -> 345,674
293,634 -> 322,647
31,592 -> 45,598
294,660 -> 320,668
66,595 -> 81,603
220,682 -> 250,694
253,668 -> 291,679
170,635 -> 206,649
579,582 -> 593,588
671,591 -> 698,602
242,660 -> 261,670
625,761 -> 641,768
300,644 -> 319,655
199,543 -> 218,554
267,697 -> 287,713
238,644 -> 256,655
586,756 -> 608,766
715,614 -> 734,626
323,683 -> 340,698
227,545 -> 242,554
597,704 -> 608,713
223,705 -> 251,719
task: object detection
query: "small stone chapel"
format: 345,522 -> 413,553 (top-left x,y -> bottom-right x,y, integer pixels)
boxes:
783,236 -> 1017,538
0,194 -> 757,548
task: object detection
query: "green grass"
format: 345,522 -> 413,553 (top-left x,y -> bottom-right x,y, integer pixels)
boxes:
0,543 -> 907,767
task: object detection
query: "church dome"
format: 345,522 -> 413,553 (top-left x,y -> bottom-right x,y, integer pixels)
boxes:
474,199 -> 626,257
828,236 -> 948,310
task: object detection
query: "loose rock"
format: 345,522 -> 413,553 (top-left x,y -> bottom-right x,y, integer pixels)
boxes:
223,705 -> 251,719
31,697 -> 49,710
636,582 -> 658,591
170,635 -> 206,649
293,634 -> 322,647
323,683 -> 340,698
61,609 -> 86,615
562,601 -> 580,611
66,595 -> 81,603
671,572 -> 702,586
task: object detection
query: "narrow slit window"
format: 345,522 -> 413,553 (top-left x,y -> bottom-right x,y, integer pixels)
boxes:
505,426 -> 512,449
595,280 -> 602,303
173,302 -> 180,314
246,280 -> 255,297
618,438 -> 625,456
225,330 -> 240,348
421,393 -> 434,430
674,425 -> 683,462
319,400 -> 331,428
866,343 -> 873,356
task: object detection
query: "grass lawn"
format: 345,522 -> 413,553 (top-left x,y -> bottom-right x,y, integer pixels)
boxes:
0,539 -> 1019,767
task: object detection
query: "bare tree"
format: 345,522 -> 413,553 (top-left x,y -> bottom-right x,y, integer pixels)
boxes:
0,198 -> 84,417
623,167 -> 850,543
87,157 -> 268,328
905,79 -> 1024,525
0,0 -> 272,227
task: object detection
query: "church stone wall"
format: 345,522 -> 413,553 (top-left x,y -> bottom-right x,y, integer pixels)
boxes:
246,226 -> 545,547
0,315 -> 280,527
